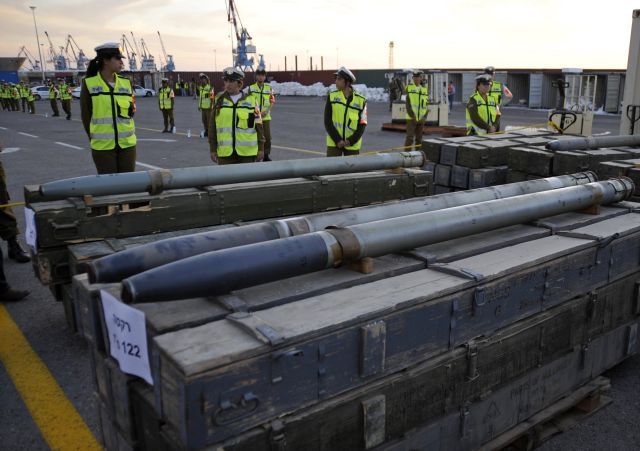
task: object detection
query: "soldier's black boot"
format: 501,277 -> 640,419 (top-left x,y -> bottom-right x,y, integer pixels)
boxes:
7,239 -> 30,263
0,288 -> 29,302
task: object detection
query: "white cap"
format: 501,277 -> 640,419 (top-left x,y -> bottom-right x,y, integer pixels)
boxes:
334,66 -> 356,83
94,42 -> 125,57
222,67 -> 245,81
475,74 -> 492,83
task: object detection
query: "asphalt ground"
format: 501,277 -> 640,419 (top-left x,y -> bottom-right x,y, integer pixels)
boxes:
0,95 -> 635,450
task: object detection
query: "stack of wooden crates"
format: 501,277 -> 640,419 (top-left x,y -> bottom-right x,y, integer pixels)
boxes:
71,187 -> 640,450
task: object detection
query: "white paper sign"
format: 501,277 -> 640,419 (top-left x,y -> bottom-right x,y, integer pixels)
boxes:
101,290 -> 154,385
23,207 -> 37,253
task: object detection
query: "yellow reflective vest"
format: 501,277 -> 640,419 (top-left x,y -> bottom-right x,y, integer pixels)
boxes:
466,91 -> 497,135
405,82 -> 429,121
158,87 -> 173,109
60,83 -> 72,100
49,85 -> 59,100
84,74 -> 136,151
198,83 -> 212,110
488,80 -> 503,105
326,89 -> 367,151
19,84 -> 29,98
213,93 -> 261,157
248,82 -> 273,121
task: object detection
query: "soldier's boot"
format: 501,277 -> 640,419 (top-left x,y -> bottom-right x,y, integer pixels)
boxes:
7,239 -> 30,263
0,288 -> 29,302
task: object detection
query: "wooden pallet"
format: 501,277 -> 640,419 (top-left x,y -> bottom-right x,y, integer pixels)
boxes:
481,376 -> 612,451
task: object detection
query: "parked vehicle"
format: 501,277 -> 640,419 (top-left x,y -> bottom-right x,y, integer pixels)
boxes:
134,85 -> 155,97
31,85 -> 50,100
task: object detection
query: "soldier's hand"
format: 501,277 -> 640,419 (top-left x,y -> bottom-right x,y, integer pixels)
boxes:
210,151 -> 218,163
337,140 -> 346,148
257,150 -> 265,162
488,126 -> 497,133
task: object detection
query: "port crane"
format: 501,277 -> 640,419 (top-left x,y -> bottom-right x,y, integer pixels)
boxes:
44,31 -> 68,70
139,37 -> 157,72
64,34 -> 89,71
226,0 -> 257,71
17,46 -> 41,71
157,31 -> 175,72
121,34 -> 139,71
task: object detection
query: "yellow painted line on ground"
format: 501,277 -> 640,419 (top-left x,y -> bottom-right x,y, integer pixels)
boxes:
0,201 -> 26,208
136,125 -> 189,136
0,306 -> 101,450
272,144 -> 324,155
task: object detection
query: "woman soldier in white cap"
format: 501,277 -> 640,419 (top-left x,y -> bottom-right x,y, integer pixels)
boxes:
80,42 -> 137,174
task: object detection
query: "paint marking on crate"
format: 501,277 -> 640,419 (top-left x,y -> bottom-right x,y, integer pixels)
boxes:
0,306 -> 101,450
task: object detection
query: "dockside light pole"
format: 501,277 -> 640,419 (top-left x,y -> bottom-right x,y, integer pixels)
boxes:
30,6 -> 46,83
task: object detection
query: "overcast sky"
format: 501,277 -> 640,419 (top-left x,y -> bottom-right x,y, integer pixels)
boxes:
2,0 -> 635,72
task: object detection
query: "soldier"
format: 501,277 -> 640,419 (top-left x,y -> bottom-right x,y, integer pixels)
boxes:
10,84 -> 19,111
484,66 -> 513,132
27,84 -> 36,114
59,78 -> 72,120
324,67 -> 368,156
208,67 -> 264,165
0,82 -> 7,111
247,68 -> 275,161
466,74 -> 498,135
404,70 -> 429,150
19,81 -> 29,113
0,157 -> 31,263
197,73 -> 213,138
81,42 -> 137,174
0,246 -> 29,302
49,80 -> 60,116
158,78 -> 175,133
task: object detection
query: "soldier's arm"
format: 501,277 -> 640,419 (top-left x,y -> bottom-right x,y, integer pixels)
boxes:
208,108 -> 218,158
80,81 -> 92,137
405,90 -> 416,119
324,97 -> 342,143
255,109 -> 265,161
347,102 -> 368,145
467,98 -> 490,131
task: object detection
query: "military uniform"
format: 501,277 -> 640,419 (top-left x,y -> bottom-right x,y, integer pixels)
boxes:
248,77 -> 274,160
488,79 -> 504,131
49,82 -> 60,116
80,44 -> 137,174
158,81 -> 175,133
404,72 -> 429,149
324,67 -> 368,157
209,67 -> 265,165
27,85 -> 35,114
197,75 -> 213,137
0,83 -> 7,111
0,159 -> 30,263
466,92 -> 498,135
10,85 -> 19,111
19,82 -> 29,112
60,81 -> 72,119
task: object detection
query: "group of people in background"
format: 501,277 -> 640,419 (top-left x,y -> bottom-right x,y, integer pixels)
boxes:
4,40 -> 514,176
465,66 -> 513,135
1,78 -> 73,119
0,81 -> 36,114
47,78 -> 74,119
